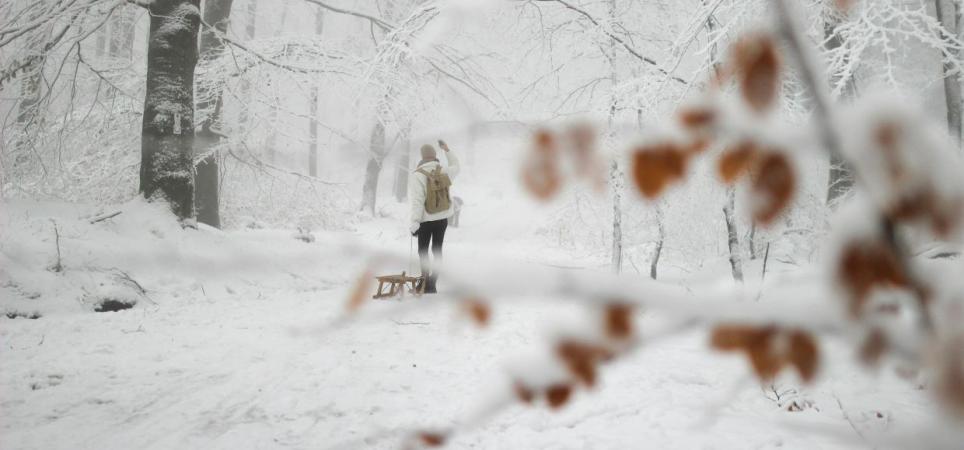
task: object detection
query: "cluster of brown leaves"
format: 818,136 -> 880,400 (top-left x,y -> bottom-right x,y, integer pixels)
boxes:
717,143 -> 796,225
874,122 -> 964,238
711,325 -> 819,382
835,239 -> 910,318
521,125 -> 604,201
513,303 -> 635,410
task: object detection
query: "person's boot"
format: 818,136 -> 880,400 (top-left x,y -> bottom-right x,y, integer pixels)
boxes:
425,274 -> 438,294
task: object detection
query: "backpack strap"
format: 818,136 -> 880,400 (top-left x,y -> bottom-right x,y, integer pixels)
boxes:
415,169 -> 431,177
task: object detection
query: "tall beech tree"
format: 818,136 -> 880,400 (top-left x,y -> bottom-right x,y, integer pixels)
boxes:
140,0 -> 202,220
195,0 -> 235,228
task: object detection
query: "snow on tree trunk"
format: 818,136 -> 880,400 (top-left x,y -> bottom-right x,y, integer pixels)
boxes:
194,0 -> 234,228
723,188 -> 743,283
393,126 -> 411,202
610,159 -> 623,273
650,206 -> 664,280
824,13 -> 856,205
608,0 -> 623,274
140,0 -> 201,220
360,122 -> 386,215
109,5 -> 138,61
308,7 -> 324,177
936,0 -> 962,146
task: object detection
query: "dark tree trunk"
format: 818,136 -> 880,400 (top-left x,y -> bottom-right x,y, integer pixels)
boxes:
824,15 -> 856,205
15,2 -> 48,152
361,122 -> 386,214
723,189 -> 743,282
393,128 -> 410,202
194,0 -> 234,228
936,0 -> 962,145
109,5 -> 138,60
140,0 -> 201,220
308,7 -> 323,177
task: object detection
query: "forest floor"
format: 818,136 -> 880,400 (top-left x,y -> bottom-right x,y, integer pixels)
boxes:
0,197 -> 950,450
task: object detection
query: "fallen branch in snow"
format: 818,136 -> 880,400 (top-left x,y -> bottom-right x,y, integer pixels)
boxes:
89,211 -> 122,224
48,219 -> 63,273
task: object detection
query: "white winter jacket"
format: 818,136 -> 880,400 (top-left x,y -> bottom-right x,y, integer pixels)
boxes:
409,150 -> 460,231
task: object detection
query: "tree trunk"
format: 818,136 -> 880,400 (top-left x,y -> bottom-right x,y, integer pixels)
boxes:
194,0 -> 234,228
237,0 -> 257,129
140,0 -> 201,220
936,0 -> 962,145
361,122 -> 386,215
706,1 -> 742,282
723,189 -> 743,282
650,206 -> 664,280
824,13 -> 856,205
608,0 -> 623,274
393,126 -> 411,202
16,3 -> 47,141
308,7 -> 324,177
109,5 -> 138,60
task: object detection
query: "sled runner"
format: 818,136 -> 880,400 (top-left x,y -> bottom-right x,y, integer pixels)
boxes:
372,272 -> 425,299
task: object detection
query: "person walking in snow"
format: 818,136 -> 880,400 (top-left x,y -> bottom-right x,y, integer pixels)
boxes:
409,140 -> 460,294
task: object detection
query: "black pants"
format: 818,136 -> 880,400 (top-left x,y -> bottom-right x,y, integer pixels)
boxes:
417,218 -> 448,277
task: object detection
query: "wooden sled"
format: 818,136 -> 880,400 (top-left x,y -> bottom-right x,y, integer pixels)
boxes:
372,272 -> 425,299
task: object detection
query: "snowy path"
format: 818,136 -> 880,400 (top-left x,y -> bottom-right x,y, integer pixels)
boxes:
0,200 -> 942,449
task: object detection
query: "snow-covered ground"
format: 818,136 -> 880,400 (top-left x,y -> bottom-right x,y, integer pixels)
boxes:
2,194 -> 954,450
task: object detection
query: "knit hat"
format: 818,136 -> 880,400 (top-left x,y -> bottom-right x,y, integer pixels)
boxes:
420,144 -> 437,160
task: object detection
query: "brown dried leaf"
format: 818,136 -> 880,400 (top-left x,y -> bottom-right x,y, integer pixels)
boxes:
546,383 -> 573,409
788,331 -> 819,382
604,303 -> 634,340
712,325 -> 783,381
751,152 -> 795,225
710,325 -> 758,350
679,107 -> 716,131
464,299 -> 491,327
418,432 -> 447,447
514,381 -> 535,404
838,241 -> 908,317
556,340 -> 613,387
347,269 -> 374,312
534,129 -> 556,155
718,142 -> 757,184
732,33 -> 781,113
745,329 -> 782,381
630,143 -> 688,199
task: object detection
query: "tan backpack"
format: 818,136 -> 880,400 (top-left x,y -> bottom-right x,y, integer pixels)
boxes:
416,166 -> 452,214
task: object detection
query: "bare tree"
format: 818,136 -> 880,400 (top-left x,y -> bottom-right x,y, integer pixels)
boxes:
360,121 -> 386,214
308,6 -> 324,177
194,0 -> 235,228
393,124 -> 411,202
139,0 -> 202,220
825,8 -> 856,205
608,0 -> 623,274
936,0 -> 962,146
